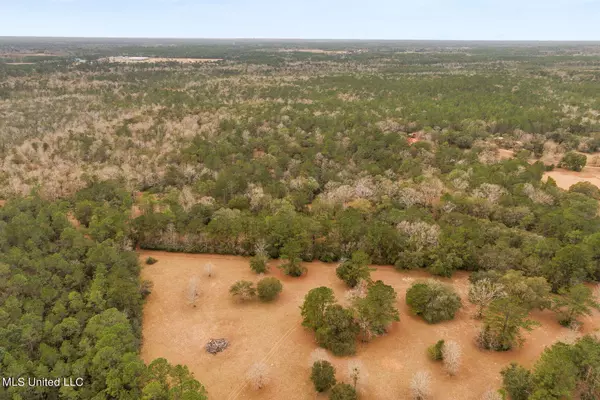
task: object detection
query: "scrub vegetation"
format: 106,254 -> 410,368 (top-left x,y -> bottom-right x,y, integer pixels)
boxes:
1,38 -> 600,399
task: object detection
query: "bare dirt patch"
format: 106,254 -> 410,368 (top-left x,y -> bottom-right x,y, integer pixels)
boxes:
543,167 -> 600,190
497,148 -> 515,160
140,251 -> 600,400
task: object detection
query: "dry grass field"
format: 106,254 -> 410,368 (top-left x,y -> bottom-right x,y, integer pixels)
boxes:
140,251 -> 600,400
544,167 -> 600,190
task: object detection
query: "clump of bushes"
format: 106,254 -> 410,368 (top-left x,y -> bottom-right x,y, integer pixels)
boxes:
329,383 -> 358,400
146,256 -> 158,265
311,360 -> 337,392
559,151 -> 587,171
406,280 -> 462,323
229,280 -> 256,301
257,277 -> 283,302
427,339 -> 445,361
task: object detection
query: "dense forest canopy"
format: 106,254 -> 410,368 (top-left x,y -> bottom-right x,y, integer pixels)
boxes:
1,39 -> 600,399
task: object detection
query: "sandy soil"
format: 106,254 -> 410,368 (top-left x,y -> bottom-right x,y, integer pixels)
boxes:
140,251 -> 600,400
497,149 -> 515,160
543,167 -> 600,190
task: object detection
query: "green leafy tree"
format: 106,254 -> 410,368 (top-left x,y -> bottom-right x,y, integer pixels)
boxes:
559,151 -> 587,172
478,297 -> 538,351
316,305 -> 359,356
569,181 -> 600,200
553,284 -> 600,326
545,244 -> 593,292
405,281 -> 462,323
311,360 -> 337,392
329,383 -> 358,400
427,339 -> 445,361
336,251 -> 372,288
499,270 -> 551,311
301,287 -> 336,331
142,358 -> 208,400
278,241 -> 307,277
354,280 -> 399,338
257,277 -> 282,302
530,343 -> 579,400
501,363 -> 532,400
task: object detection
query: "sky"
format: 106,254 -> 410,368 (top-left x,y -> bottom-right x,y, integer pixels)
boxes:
1,0 -> 600,40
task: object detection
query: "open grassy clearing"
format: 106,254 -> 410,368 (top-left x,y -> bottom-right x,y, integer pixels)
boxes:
140,250 -> 600,400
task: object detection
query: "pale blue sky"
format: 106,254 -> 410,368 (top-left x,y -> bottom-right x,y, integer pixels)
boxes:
1,0 -> 599,40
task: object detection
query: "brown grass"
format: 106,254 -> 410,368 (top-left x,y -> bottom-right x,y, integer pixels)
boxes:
140,251 -> 600,400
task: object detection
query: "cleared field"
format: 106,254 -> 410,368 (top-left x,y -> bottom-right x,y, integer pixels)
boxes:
140,251 -> 600,400
543,167 -> 600,190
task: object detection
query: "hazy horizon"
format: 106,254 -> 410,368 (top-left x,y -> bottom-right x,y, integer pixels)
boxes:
2,0 -> 600,41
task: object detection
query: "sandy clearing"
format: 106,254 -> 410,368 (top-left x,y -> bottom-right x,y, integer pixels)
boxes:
140,251 -> 600,400
497,148 -> 515,160
543,167 -> 600,190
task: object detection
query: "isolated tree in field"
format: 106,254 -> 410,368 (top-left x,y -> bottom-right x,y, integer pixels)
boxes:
501,363 -> 532,400
560,151 -> 587,172
427,339 -> 445,361
229,280 -> 256,301
187,276 -> 199,307
410,370 -> 431,400
478,297 -> 538,351
301,287 -> 336,331
336,251 -> 372,288
250,240 -> 270,274
468,278 -> 506,318
441,340 -> 462,376
316,304 -> 359,356
247,362 -> 270,390
354,280 -> 399,339
406,280 -> 462,323
553,283 -> 600,326
204,262 -> 214,278
329,383 -> 358,400
257,277 -> 282,302
311,360 -> 336,392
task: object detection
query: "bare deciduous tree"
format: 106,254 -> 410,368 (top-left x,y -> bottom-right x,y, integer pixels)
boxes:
187,276 -> 199,307
469,278 -> 506,319
410,370 -> 431,400
204,262 -> 214,278
344,278 -> 369,304
347,360 -> 368,391
441,340 -> 462,376
247,362 -> 270,390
